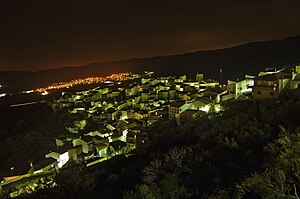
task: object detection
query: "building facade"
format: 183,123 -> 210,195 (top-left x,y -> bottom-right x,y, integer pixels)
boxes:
252,73 -> 290,100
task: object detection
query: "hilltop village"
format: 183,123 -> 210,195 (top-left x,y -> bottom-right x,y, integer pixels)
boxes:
1,66 -> 300,196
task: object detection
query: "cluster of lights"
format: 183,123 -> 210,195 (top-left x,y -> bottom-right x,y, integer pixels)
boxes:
0,93 -> 7,98
23,73 -> 131,94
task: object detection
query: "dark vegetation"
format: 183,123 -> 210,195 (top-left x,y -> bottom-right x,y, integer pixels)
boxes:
1,88 -> 300,198
2,36 -> 300,92
0,103 -> 80,172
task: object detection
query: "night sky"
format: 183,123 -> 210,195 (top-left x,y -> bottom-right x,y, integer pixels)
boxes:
1,0 -> 300,71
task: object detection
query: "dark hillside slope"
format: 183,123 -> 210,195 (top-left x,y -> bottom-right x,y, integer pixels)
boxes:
1,36 -> 300,92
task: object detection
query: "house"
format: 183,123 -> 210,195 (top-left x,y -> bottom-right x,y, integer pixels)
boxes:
149,79 -> 160,86
113,110 -> 128,120
168,101 -> 189,119
181,94 -> 191,101
94,143 -> 108,158
106,108 -> 116,121
157,90 -> 169,99
80,151 -> 94,161
66,119 -> 86,133
169,90 -> 177,99
180,109 -> 202,121
181,85 -> 195,92
117,102 -> 128,110
125,86 -> 140,97
55,138 -> 65,147
98,87 -> 109,95
106,91 -> 120,98
109,140 -> 128,156
156,83 -> 170,92
183,81 -> 200,88
228,76 -> 255,99
220,93 -> 235,102
200,79 -> 219,88
72,136 -> 94,154
290,66 -> 300,89
128,127 -> 147,146
117,119 -> 129,131
140,91 -> 150,102
45,143 -> 74,168
85,129 -> 111,138
201,87 -> 227,103
106,123 -> 116,132
189,97 -> 212,112
126,131 -> 136,147
147,114 -> 162,126
125,119 -> 140,128
66,145 -> 82,162
196,73 -> 204,82
175,84 -> 184,92
131,109 -> 148,120
252,73 -> 290,100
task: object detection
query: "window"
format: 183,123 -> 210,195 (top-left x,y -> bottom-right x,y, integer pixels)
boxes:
257,91 -> 261,95
270,92 -> 274,96
268,81 -> 274,86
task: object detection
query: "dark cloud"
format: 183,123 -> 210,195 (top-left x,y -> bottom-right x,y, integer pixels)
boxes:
0,0 -> 300,71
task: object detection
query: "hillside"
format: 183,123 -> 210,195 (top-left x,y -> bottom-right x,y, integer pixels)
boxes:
1,36 -> 300,92
2,88 -> 299,199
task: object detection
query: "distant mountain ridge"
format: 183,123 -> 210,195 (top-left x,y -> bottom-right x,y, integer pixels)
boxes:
1,36 -> 300,92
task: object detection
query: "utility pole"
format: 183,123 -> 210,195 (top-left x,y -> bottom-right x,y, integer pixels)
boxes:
220,68 -> 223,85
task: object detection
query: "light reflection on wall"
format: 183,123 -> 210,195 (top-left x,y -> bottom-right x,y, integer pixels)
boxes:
58,152 -> 69,168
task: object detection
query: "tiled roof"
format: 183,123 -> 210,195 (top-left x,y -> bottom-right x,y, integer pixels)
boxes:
169,101 -> 185,108
256,74 -> 278,81
181,109 -> 199,115
81,136 -> 93,143
33,158 -> 56,171
52,142 -> 74,154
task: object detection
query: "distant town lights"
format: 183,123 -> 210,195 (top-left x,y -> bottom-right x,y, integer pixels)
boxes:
41,91 -> 49,96
24,72 -> 131,94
